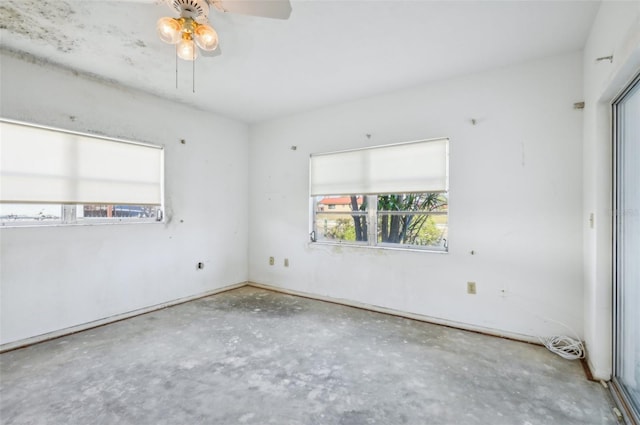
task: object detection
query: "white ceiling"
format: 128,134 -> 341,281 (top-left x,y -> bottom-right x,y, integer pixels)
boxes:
1,0 -> 600,123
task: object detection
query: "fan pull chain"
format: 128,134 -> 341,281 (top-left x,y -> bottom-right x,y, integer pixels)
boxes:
172,45 -> 196,93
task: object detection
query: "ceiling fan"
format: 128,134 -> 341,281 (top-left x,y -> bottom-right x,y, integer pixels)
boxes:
156,0 -> 292,61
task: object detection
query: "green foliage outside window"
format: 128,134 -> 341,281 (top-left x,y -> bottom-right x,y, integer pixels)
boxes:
322,193 -> 447,247
377,193 -> 446,245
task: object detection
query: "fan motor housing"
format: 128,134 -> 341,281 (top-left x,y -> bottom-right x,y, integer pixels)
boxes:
170,0 -> 210,21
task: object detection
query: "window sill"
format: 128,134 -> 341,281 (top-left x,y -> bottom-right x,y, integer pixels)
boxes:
0,220 -> 164,229
308,240 -> 448,254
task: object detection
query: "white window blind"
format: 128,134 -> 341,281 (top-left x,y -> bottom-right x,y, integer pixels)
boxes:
0,120 -> 164,205
309,138 -> 449,196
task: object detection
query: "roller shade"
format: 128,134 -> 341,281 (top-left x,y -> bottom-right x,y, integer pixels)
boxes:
310,138 -> 448,196
0,120 -> 164,205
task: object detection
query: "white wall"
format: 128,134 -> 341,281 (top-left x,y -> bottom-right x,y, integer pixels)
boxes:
582,1 -> 640,380
0,53 -> 249,345
249,52 -> 585,341
4,4 -> 636,371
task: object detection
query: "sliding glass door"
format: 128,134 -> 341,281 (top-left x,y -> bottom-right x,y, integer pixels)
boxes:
613,73 -> 640,423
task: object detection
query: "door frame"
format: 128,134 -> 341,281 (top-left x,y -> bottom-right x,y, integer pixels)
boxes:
611,72 -> 640,425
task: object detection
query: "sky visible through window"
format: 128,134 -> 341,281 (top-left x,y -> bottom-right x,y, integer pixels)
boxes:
0,204 -> 61,220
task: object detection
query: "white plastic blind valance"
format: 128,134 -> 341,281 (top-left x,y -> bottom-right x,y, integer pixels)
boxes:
0,120 -> 164,205
310,138 -> 449,196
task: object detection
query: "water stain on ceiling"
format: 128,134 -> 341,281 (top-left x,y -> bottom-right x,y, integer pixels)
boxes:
0,0 -> 175,103
1,0 -> 603,123
1,1 -> 160,65
1,1 -> 80,53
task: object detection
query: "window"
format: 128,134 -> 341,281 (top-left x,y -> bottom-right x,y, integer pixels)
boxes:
0,119 -> 164,227
312,193 -> 448,250
314,195 -> 368,244
0,204 -> 161,226
0,204 -> 62,225
310,138 -> 449,251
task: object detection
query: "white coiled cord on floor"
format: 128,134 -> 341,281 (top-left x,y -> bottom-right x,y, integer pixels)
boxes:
505,292 -> 586,360
538,335 -> 585,360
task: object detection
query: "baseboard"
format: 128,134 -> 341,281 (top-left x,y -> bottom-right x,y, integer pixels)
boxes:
586,356 -> 612,382
0,281 -> 248,353
581,358 -> 597,382
247,281 -> 541,346
0,281 -> 564,357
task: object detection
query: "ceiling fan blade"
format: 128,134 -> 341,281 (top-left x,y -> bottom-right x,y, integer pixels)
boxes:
211,0 -> 292,20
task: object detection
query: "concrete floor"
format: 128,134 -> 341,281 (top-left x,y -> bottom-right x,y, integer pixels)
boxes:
1,286 -> 617,425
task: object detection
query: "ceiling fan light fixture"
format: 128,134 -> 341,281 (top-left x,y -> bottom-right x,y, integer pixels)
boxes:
157,0 -> 292,63
194,24 -> 219,51
156,17 -> 182,44
176,34 -> 199,61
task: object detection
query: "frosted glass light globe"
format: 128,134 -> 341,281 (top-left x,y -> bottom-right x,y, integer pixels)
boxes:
177,38 -> 199,61
194,24 -> 219,51
156,17 -> 181,45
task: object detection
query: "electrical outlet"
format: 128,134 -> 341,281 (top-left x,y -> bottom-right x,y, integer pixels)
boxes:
269,256 -> 274,266
467,281 -> 477,294
284,258 -> 289,267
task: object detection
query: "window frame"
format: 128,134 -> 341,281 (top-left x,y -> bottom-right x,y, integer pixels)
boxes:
309,138 -> 449,253
0,118 -> 165,228
311,193 -> 448,252
0,204 -> 163,228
